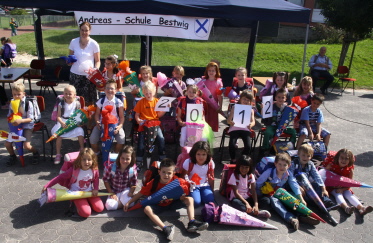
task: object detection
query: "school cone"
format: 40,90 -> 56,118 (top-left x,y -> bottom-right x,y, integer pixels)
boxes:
38,188 -> 113,207
219,204 -> 278,229
195,78 -> 226,118
273,188 -> 326,223
123,71 -> 143,97
7,99 -> 25,166
270,106 -> 298,146
128,178 -> 190,211
0,130 -> 26,142
296,173 -> 338,226
100,105 -> 118,164
318,169 -> 373,188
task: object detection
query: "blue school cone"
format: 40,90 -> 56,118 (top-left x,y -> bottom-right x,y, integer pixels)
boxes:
101,123 -> 116,164
8,123 -> 24,167
270,106 -> 298,146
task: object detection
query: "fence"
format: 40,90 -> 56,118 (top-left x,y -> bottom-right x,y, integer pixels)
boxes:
0,15 -> 75,28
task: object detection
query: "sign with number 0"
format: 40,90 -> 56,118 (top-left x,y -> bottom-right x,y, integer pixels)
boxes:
262,96 -> 273,119
233,104 -> 252,128
155,96 -> 176,111
186,104 -> 203,123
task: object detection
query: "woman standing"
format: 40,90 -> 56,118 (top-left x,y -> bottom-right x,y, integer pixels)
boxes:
69,21 -> 101,105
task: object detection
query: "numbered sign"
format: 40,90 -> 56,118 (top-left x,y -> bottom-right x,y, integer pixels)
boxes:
186,104 -> 203,123
262,96 -> 273,119
233,104 -> 252,128
155,96 -> 176,111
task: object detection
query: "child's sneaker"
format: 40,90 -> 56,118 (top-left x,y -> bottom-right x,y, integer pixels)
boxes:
6,155 -> 17,167
187,220 -> 209,233
256,210 -> 271,218
345,206 -> 355,215
54,154 -> 62,165
359,206 -> 373,216
32,152 -> 40,165
299,215 -> 320,225
163,225 -> 175,241
290,217 -> 299,230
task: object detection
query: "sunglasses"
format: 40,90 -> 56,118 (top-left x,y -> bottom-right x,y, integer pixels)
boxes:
276,72 -> 286,76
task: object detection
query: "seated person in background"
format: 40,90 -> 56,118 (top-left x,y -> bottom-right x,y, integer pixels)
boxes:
309,46 -> 334,94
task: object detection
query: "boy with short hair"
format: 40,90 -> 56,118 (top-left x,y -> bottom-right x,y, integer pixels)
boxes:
262,88 -> 297,152
124,158 -> 208,241
5,83 -> 39,166
90,79 -> 125,153
295,93 -> 331,149
289,144 -> 336,209
134,81 -> 166,165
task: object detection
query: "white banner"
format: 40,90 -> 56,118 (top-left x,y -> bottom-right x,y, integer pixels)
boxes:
75,11 -> 214,40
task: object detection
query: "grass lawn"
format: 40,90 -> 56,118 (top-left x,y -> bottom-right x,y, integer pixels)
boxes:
11,29 -> 373,89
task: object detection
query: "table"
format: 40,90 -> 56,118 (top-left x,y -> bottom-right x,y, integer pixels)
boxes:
253,76 -> 295,91
0,67 -> 30,92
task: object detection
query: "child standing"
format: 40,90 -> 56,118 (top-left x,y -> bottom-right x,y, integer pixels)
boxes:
5,83 -> 39,166
228,155 -> 271,218
52,85 -> 85,164
259,71 -> 290,102
262,88 -> 297,153
289,144 -> 336,209
181,141 -> 215,207
256,153 -> 308,230
90,80 -> 125,154
124,158 -> 209,241
227,90 -> 255,164
131,65 -> 158,98
296,93 -> 331,149
322,149 -> 373,215
134,81 -> 167,165
103,145 -> 138,210
162,66 -> 187,98
202,62 -> 223,132
101,55 -> 123,92
42,148 -> 104,218
232,67 -> 255,96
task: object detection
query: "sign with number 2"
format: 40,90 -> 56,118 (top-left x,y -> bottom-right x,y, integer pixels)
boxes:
155,96 -> 176,111
262,96 -> 273,119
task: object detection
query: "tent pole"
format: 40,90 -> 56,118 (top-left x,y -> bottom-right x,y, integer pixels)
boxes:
246,21 -> 259,77
146,35 -> 150,66
34,12 -> 45,60
122,35 -> 127,60
301,24 -> 310,79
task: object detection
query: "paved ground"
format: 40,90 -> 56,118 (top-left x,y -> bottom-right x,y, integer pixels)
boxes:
1,79 -> 372,243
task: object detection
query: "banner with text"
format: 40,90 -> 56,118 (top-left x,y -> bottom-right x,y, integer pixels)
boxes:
75,11 -> 214,40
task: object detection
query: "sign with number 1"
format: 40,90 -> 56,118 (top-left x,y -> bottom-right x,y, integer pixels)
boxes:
155,96 -> 176,111
186,104 -> 203,123
233,104 -> 252,128
262,96 -> 273,119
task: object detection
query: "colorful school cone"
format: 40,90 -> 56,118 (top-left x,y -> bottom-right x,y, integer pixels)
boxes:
184,122 -> 205,147
86,68 -> 106,89
219,204 -> 278,229
7,99 -> 25,166
0,130 -> 26,142
123,71 -> 143,97
318,169 -> 373,188
195,78 -> 226,118
296,172 -> 338,225
270,106 -> 298,146
100,105 -> 118,164
38,188 -> 113,207
128,178 -> 190,211
273,188 -> 326,223
157,72 -> 169,89
118,60 -> 133,77
46,106 -> 96,143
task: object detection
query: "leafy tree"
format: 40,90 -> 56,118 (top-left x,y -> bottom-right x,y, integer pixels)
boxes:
318,0 -> 373,68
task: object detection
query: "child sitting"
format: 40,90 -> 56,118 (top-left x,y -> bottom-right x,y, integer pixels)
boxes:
261,88 -> 296,154
124,158 -> 209,241
256,153 -> 311,230
52,85 -> 85,164
5,83 -> 39,166
90,80 -> 125,154
228,155 -> 271,218
134,81 -> 167,165
101,55 -> 123,92
289,144 -> 336,209
232,67 -> 255,96
295,93 -> 331,150
259,71 -> 290,102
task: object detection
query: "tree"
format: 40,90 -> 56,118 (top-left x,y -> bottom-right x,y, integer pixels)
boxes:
318,0 -> 373,69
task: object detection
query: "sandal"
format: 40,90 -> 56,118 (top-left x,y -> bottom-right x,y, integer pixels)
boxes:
345,206 -> 355,215
359,206 -> 373,216
54,154 -> 62,165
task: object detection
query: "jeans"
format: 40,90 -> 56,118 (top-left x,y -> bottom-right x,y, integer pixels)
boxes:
269,196 -> 295,223
311,182 -> 334,205
229,130 -> 252,160
136,127 -> 165,162
190,186 -> 214,207
311,70 -> 334,91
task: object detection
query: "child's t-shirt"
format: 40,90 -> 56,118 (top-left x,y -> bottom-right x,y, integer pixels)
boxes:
70,169 -> 93,192
289,158 -> 324,187
182,159 -> 215,187
60,100 -> 78,119
256,168 -> 301,196
140,175 -> 179,206
134,97 -> 159,121
227,173 -> 255,201
300,106 -> 324,126
96,96 -> 124,121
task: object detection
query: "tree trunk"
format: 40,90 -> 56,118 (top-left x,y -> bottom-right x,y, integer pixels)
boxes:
338,39 -> 350,70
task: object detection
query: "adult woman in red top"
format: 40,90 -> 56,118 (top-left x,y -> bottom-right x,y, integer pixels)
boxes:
68,21 -> 101,105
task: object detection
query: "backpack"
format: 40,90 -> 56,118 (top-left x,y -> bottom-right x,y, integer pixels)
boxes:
255,156 -> 275,178
3,43 -> 17,59
201,202 -> 221,223
232,77 -> 254,90
105,152 -> 134,178
51,95 -> 81,121
142,161 -> 161,188
160,115 -> 178,144
24,96 -> 41,123
307,141 -> 327,161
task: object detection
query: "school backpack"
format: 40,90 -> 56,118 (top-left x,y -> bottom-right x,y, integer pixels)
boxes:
160,115 -> 178,144
273,141 -> 295,154
201,202 -> 221,223
175,146 -> 192,174
25,96 -> 41,123
142,161 -> 161,187
255,156 -> 275,178
51,95 -> 81,121
307,141 -> 327,161
104,153 -> 134,178
3,43 -> 17,59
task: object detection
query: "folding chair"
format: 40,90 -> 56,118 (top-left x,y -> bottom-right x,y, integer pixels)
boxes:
331,66 -> 356,95
23,59 -> 45,95
33,96 -> 53,159
36,65 -> 62,97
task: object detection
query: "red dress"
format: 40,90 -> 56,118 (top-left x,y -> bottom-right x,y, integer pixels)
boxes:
204,78 -> 223,132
